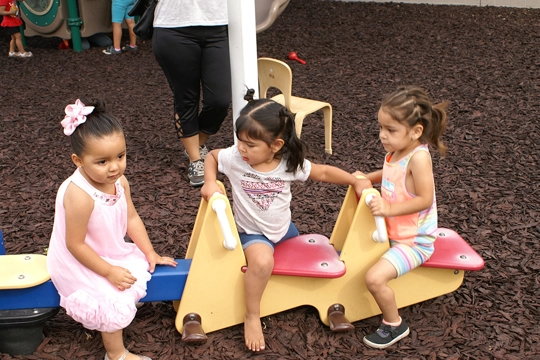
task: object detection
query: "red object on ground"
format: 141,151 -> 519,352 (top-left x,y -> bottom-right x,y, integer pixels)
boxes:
288,51 -> 306,64
59,40 -> 70,49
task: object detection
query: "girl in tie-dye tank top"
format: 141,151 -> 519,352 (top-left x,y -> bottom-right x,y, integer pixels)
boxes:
359,86 -> 448,350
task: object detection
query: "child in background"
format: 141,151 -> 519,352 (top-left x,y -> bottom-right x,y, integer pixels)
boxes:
47,98 -> 177,360
359,86 -> 448,349
201,90 -> 372,352
103,0 -> 138,55
0,0 -> 32,57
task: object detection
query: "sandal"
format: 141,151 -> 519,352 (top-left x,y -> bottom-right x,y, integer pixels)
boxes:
8,52 -> 19,57
17,52 -> 33,58
104,349 -> 152,360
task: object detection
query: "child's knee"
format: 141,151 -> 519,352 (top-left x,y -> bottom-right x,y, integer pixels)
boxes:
364,272 -> 377,292
249,256 -> 274,276
365,269 -> 385,291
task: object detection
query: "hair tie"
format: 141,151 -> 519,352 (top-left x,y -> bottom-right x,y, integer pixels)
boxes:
61,99 -> 94,136
244,88 -> 255,102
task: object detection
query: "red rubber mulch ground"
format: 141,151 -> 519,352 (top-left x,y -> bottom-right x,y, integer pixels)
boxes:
1,0 -> 539,359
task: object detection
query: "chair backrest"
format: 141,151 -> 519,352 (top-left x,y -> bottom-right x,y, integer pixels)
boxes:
257,57 -> 293,108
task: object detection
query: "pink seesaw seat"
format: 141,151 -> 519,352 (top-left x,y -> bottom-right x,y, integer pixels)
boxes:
241,234 -> 345,278
422,228 -> 484,271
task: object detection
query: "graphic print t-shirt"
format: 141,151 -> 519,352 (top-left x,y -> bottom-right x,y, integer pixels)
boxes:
218,145 -> 311,242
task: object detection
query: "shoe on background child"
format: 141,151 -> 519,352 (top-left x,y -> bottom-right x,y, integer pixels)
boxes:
103,0 -> 138,55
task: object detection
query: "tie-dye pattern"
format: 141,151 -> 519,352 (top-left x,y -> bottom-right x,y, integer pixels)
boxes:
380,144 -> 437,277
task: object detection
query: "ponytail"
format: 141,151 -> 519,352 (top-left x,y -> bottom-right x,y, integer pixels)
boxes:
428,102 -> 448,157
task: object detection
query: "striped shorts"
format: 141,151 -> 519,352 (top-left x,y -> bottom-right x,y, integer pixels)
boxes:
382,237 -> 435,277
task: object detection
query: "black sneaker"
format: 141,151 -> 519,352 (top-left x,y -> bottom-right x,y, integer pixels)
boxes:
103,46 -> 121,55
122,44 -> 138,52
184,145 -> 209,161
188,160 -> 205,187
363,319 -> 409,349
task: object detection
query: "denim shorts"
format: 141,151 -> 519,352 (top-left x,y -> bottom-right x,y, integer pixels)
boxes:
239,222 -> 299,251
112,0 -> 136,23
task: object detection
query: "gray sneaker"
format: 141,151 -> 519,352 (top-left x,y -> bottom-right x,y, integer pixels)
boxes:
184,145 -> 209,161
187,160 -> 205,187
103,46 -> 121,55
363,319 -> 409,349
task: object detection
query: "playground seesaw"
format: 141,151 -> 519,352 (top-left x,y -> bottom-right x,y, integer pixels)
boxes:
0,181 -> 484,355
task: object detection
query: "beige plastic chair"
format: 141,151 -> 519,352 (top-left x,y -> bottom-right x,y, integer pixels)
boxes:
257,57 -> 333,154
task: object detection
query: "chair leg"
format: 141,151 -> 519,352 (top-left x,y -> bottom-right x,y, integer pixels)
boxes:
294,113 -> 305,138
322,106 -> 332,154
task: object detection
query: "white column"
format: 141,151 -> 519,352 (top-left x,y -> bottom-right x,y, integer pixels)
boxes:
227,0 -> 259,142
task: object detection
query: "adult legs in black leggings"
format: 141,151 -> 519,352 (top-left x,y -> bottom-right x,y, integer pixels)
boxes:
153,26 -> 232,183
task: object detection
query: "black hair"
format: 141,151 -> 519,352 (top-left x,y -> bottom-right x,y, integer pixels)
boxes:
381,86 -> 448,156
235,90 -> 308,173
66,98 -> 124,156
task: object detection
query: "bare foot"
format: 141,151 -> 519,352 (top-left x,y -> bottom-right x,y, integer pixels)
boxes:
244,314 -> 265,351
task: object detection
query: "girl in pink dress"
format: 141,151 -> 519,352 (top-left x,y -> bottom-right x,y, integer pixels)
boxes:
47,98 -> 177,360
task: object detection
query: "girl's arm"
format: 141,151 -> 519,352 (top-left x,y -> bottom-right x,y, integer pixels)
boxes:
201,149 -> 224,201
122,176 -> 177,273
309,163 -> 372,197
0,6 -> 16,16
366,169 -> 383,184
369,151 -> 434,217
64,183 -> 137,291
352,169 -> 382,184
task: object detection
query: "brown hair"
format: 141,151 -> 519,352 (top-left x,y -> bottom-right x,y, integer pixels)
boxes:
235,90 -> 308,173
68,98 -> 124,157
381,86 -> 448,156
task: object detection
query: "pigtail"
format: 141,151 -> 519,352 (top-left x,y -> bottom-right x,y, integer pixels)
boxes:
278,107 -> 308,173
244,88 -> 256,102
418,99 -> 448,157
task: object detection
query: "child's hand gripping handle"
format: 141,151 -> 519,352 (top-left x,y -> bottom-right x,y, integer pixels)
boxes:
211,193 -> 237,251
365,193 -> 388,243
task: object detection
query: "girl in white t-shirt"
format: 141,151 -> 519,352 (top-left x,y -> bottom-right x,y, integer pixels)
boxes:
201,90 -> 372,352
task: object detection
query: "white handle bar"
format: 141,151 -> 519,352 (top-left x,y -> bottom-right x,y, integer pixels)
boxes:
365,193 -> 388,243
211,193 -> 237,250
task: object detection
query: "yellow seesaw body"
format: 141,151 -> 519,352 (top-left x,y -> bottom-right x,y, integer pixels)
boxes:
175,183 -> 471,335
